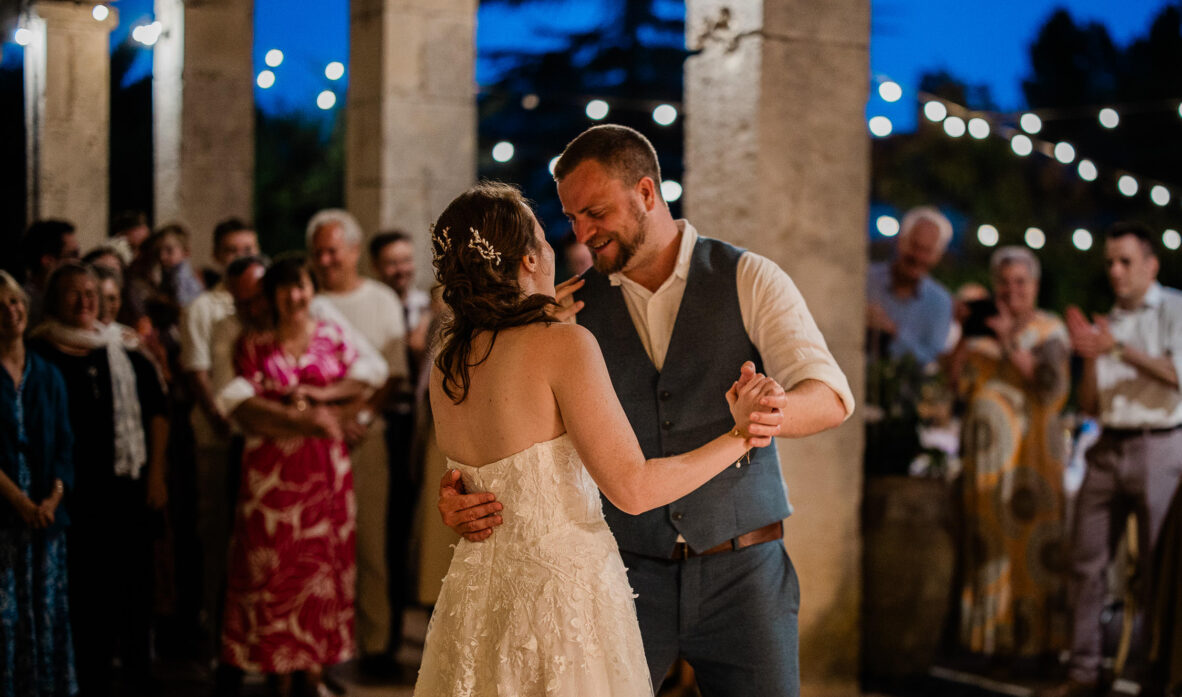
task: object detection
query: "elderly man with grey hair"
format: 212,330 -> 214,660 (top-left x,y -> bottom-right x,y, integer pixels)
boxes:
866,205 -> 955,366
306,208 -> 408,677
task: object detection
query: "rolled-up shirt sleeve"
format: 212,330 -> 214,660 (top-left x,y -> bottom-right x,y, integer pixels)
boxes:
737,252 -> 856,419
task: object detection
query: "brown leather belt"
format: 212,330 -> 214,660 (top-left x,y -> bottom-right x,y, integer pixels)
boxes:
670,521 -> 783,560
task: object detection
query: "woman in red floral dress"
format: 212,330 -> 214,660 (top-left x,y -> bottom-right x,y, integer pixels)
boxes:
220,256 -> 362,695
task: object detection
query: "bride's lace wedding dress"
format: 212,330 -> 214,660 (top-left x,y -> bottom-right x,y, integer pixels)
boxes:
413,434 -> 652,696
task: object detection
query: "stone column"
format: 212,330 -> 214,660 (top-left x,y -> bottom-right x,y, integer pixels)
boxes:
154,0 -> 254,268
347,0 -> 476,276
684,2 -> 869,693
25,1 -> 118,252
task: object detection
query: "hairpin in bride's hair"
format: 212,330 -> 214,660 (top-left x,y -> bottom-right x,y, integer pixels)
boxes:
430,223 -> 451,264
467,227 -> 502,266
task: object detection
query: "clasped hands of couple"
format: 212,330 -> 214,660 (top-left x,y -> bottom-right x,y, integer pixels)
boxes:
437,331 -> 791,542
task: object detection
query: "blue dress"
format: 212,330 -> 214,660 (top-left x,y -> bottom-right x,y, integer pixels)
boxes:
0,353 -> 77,697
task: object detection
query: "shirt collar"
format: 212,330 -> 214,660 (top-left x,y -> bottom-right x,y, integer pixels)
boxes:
1114,281 -> 1163,313
608,219 -> 698,287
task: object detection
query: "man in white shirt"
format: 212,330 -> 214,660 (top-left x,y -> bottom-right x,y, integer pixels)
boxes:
176,217 -> 258,640
1046,222 -> 1182,697
307,209 -> 408,675
438,124 -> 853,695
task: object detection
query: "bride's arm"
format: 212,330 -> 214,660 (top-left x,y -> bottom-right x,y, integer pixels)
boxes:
551,325 -> 779,515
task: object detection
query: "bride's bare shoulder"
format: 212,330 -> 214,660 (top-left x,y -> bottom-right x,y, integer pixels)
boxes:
521,322 -> 597,354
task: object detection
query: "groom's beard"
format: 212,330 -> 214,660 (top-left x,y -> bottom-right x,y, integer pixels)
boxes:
593,201 -> 648,276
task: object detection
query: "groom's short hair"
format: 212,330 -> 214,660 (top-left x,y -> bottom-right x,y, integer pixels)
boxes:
553,124 -> 662,189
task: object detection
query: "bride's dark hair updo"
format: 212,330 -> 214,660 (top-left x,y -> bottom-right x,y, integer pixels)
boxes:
432,181 -> 555,403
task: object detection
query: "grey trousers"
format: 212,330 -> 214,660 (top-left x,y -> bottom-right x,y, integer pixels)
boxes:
622,540 -> 800,697
1068,428 -> 1182,682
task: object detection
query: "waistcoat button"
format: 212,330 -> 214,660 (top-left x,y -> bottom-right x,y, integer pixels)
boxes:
659,390 -> 671,401
672,512 -> 684,521
662,420 -> 673,431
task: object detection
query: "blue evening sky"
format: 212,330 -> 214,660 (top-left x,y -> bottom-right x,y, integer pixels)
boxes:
3,0 -> 1176,129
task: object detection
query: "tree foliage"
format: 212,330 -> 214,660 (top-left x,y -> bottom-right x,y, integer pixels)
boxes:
874,4 -> 1182,316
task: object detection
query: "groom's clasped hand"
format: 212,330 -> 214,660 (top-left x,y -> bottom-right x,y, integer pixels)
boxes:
436,358 -> 787,543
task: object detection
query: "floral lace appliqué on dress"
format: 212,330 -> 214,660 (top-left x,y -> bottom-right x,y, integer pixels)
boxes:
414,434 -> 652,697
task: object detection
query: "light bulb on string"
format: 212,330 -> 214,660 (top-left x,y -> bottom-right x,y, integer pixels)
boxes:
968,118 -> 990,139
14,27 -> 32,45
878,81 -> 902,103
1073,228 -> 1093,251
652,104 -> 678,126
1164,229 -> 1182,251
876,216 -> 900,237
1025,227 -> 1046,250
1054,142 -> 1076,164
316,90 -> 336,110
1118,175 -> 1139,197
868,116 -> 893,137
944,116 -> 966,138
256,70 -> 275,89
1078,159 -> 1098,181
92,5 -> 109,21
491,141 -> 514,163
977,224 -> 999,247
1020,113 -> 1042,134
585,100 -> 609,120
548,156 -> 560,175
1099,108 -> 1120,129
661,180 -> 683,202
923,101 -> 947,122
1011,134 -> 1033,156
1151,185 -> 1170,207
265,49 -> 283,68
325,62 -> 345,81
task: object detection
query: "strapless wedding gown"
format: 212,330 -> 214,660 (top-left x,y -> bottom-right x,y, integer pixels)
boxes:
413,434 -> 652,696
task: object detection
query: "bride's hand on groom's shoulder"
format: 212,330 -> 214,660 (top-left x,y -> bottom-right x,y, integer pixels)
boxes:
550,275 -> 586,323
438,469 -> 504,542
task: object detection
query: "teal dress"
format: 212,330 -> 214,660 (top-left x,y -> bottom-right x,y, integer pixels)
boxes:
0,352 -> 77,697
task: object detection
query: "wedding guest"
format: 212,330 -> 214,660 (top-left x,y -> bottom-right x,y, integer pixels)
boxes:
19,219 -> 80,328
956,246 -> 1070,664
866,206 -> 954,365
220,255 -> 363,697
30,262 -> 169,696
0,270 -> 77,697
308,210 -> 407,676
93,264 -> 125,327
1042,222 -> 1182,697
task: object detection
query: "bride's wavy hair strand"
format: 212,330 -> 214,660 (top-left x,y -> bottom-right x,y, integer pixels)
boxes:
432,181 -> 556,403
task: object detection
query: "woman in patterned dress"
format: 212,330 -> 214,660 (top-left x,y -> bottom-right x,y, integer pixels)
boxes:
0,271 -> 77,697
220,256 -> 363,696
957,246 -> 1071,665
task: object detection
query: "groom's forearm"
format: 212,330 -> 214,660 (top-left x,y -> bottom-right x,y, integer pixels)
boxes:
777,379 -> 847,438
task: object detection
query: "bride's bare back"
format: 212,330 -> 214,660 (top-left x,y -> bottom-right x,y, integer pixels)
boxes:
430,323 -> 567,468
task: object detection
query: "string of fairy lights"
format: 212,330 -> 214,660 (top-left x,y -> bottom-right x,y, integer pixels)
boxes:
12,7 -> 1179,244
867,76 -> 1182,253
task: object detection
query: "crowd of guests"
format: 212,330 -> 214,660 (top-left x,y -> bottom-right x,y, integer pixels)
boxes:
1,212 -> 436,697
867,209 -> 1182,697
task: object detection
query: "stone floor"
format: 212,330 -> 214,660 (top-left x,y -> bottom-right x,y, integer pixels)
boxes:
141,608 -> 1099,697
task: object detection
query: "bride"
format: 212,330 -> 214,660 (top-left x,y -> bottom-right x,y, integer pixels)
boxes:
414,182 -> 785,696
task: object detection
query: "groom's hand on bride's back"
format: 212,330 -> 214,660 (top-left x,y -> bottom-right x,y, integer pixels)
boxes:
438,469 -> 504,542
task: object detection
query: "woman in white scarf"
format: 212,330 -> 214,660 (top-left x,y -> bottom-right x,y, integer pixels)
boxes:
29,261 -> 169,696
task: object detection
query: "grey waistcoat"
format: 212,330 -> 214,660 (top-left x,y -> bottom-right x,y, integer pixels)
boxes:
576,235 -> 790,558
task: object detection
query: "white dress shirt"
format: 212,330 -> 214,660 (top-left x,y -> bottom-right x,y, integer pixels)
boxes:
1095,282 -> 1182,429
179,285 -> 234,372
605,220 -> 855,418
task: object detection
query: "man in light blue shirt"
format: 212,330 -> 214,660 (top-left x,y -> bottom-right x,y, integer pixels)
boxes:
866,206 -> 954,366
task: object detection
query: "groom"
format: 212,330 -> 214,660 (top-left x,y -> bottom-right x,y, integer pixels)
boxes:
438,124 -> 854,695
